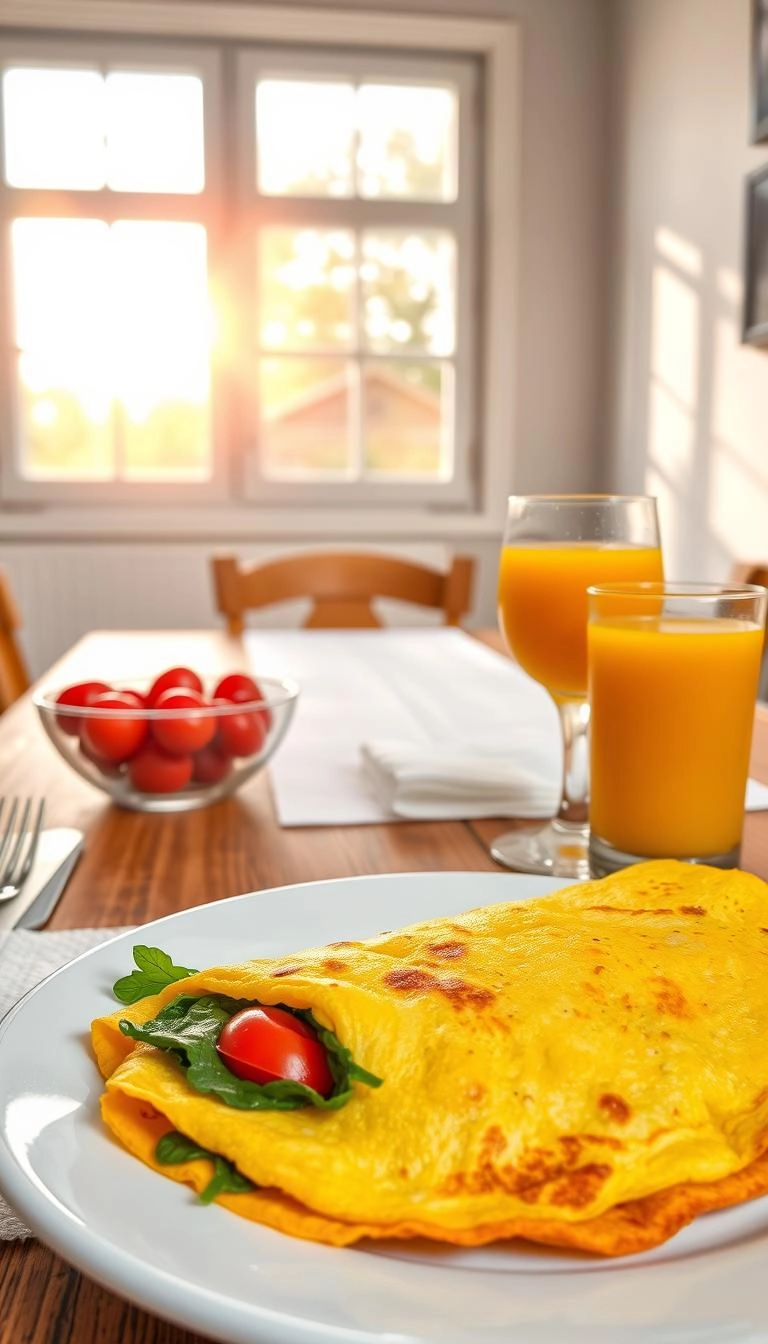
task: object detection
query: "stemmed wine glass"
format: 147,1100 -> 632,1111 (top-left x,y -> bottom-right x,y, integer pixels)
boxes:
493,494 -> 662,879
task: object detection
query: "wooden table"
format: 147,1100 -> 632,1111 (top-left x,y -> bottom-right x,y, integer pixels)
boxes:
2,627 -> 768,1344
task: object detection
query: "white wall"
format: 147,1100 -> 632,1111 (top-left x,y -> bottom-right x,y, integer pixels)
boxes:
607,0 -> 768,581
0,0 -> 611,677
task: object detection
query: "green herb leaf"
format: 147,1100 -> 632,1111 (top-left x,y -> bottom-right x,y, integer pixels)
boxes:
155,1129 -> 255,1203
119,993 -> 383,1110
113,946 -> 198,1005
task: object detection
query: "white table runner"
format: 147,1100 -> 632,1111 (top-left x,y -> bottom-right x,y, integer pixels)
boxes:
245,628 -> 562,826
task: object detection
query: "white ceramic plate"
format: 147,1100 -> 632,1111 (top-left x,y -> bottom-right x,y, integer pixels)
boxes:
1,871 -> 768,1344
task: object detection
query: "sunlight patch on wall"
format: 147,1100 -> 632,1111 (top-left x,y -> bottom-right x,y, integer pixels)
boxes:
648,380 -> 696,486
650,265 -> 700,409
646,230 -> 703,577
655,226 -> 702,279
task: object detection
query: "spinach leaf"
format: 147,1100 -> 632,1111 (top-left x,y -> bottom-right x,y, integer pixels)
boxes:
113,946 -> 198,1005
119,993 -> 383,1110
155,1129 -> 256,1203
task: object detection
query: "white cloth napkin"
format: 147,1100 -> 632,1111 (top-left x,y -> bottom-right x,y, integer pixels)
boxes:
360,739 -> 559,819
747,778 -> 768,810
244,628 -> 562,826
0,926 -> 132,1240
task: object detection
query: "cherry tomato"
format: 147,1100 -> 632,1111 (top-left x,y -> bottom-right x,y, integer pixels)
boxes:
128,741 -> 193,793
146,666 -> 204,707
191,741 -> 233,784
80,692 -> 148,764
214,672 -> 272,731
117,689 -> 145,708
214,702 -> 266,758
150,688 -> 217,756
216,1006 -> 334,1096
55,680 -> 111,735
213,672 -> 261,703
79,733 -> 123,777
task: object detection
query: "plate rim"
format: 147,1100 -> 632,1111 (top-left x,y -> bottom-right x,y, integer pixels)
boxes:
1,868 -> 768,1344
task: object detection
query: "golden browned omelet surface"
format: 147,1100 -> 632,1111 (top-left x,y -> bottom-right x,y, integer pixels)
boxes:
92,860 -> 768,1255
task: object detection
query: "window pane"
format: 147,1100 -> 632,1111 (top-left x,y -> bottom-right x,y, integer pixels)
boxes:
2,68 -> 105,189
112,222 -> 211,479
10,218 -> 212,482
362,360 -> 452,476
106,72 -> 205,193
357,84 -> 457,201
256,79 -> 354,197
361,230 -> 456,355
260,356 -> 353,475
12,219 -> 112,478
259,228 -> 356,350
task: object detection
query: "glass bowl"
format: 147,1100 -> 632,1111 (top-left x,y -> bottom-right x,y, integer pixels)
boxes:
33,672 -> 299,813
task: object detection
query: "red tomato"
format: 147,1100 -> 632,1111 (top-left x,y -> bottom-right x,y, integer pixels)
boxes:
80,692 -> 148,764
150,689 -> 217,756
55,680 -> 111,735
117,689 -> 146,708
79,733 -> 123,778
146,666 -> 204,707
214,671 -> 272,731
216,1006 -> 334,1096
128,741 -> 193,793
213,672 -> 261,703
191,741 -> 233,784
213,698 -> 266,758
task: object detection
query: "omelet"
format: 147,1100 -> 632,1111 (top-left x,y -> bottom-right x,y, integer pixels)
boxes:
91,860 -> 768,1256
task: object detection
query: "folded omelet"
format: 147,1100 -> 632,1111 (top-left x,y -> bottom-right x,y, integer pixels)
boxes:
91,860 -> 768,1256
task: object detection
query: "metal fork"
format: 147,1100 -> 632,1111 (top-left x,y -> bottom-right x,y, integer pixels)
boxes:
0,797 -> 45,902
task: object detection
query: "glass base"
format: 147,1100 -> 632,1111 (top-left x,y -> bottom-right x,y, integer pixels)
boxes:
588,833 -> 741,878
490,821 -> 591,880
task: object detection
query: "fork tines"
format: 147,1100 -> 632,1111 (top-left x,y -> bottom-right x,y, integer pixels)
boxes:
0,797 -> 45,897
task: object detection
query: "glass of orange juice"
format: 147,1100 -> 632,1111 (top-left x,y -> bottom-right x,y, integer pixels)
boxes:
587,581 -> 767,876
494,495 -> 662,878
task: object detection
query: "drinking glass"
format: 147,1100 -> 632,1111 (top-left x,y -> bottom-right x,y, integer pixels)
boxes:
587,581 -> 767,876
493,494 -> 662,878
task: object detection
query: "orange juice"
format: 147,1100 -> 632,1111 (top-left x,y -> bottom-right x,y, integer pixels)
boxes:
589,617 -> 763,858
497,543 -> 663,700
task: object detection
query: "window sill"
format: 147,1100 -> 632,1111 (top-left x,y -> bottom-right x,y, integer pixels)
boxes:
0,502 -> 507,542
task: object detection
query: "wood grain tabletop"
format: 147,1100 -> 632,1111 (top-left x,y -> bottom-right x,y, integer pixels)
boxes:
2,626 -> 767,1344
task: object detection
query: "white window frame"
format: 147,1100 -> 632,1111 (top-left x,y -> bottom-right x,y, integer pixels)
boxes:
0,36 -> 231,505
0,1 -> 520,543
235,46 -> 478,510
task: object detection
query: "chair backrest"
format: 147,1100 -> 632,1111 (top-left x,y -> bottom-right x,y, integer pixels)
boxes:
0,569 -> 31,712
211,551 -> 476,636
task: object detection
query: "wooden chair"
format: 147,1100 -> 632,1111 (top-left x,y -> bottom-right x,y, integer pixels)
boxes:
0,569 -> 31,712
211,551 -> 476,636
731,562 -> 768,640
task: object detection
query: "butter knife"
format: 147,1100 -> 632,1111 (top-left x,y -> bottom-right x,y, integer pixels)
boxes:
13,829 -> 84,930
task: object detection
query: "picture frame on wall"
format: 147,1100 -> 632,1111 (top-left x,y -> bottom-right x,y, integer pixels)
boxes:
752,0 -> 768,141
742,163 -> 768,345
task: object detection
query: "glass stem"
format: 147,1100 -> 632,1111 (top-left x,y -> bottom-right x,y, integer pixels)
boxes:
554,698 -> 590,830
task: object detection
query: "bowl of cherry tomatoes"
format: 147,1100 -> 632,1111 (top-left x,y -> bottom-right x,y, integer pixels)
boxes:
33,665 -> 299,813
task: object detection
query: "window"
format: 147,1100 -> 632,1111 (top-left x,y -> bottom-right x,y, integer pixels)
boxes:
0,6 -> 518,531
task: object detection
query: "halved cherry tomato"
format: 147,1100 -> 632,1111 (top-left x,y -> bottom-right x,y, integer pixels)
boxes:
128,741 -> 193,793
146,666 -> 204,707
213,672 -> 272,731
216,1006 -> 334,1096
80,692 -> 148,764
191,741 -> 233,784
150,688 -> 216,756
55,680 -> 111,735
